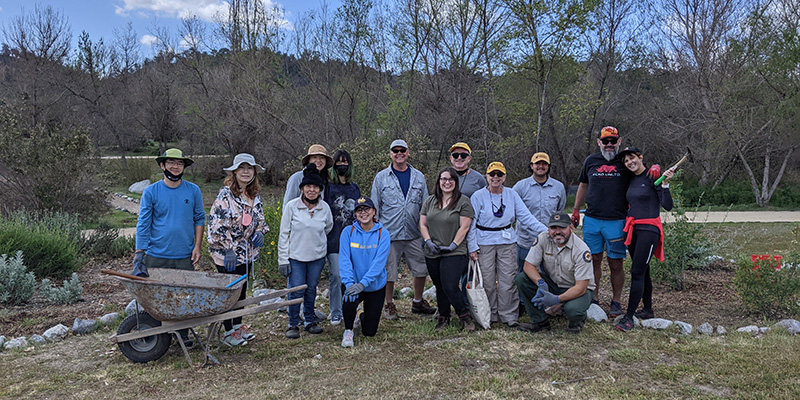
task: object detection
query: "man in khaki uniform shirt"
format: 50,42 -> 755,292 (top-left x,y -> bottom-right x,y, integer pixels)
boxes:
515,212 -> 595,334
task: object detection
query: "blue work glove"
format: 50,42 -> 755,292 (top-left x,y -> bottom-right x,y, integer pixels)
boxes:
439,242 -> 458,253
532,289 -> 560,309
224,249 -> 237,272
131,251 -> 148,277
424,239 -> 441,254
251,231 -> 264,248
344,283 -> 365,297
279,263 -> 291,277
535,279 -> 548,296
344,294 -> 358,303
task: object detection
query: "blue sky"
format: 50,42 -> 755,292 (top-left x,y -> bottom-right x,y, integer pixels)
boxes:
0,0 -> 341,56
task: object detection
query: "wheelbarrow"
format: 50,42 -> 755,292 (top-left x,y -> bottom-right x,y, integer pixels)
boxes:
103,268 -> 305,367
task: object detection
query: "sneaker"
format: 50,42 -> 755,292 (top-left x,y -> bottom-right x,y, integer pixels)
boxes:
285,326 -> 300,339
330,315 -> 342,326
608,301 -> 623,318
518,319 -> 551,333
304,322 -> 323,334
615,315 -> 634,332
233,324 -> 255,341
222,328 -> 247,347
567,316 -> 586,334
435,316 -> 450,331
459,313 -> 476,332
384,302 -> 398,320
634,308 -> 654,320
341,329 -> 354,347
411,299 -> 437,315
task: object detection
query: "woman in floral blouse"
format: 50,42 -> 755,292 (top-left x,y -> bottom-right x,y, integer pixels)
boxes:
208,153 -> 269,347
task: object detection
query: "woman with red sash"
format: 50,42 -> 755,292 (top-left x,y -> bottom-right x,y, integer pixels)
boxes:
615,146 -> 674,332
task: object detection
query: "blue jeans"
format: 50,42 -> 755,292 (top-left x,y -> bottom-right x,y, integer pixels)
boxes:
327,253 -> 342,319
287,257 -> 326,328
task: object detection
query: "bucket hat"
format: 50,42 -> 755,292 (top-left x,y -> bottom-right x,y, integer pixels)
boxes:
156,148 -> 193,167
301,144 -> 334,168
224,153 -> 265,172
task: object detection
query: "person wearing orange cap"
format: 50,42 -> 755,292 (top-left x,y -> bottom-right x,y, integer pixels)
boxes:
571,126 -> 632,318
448,142 -> 486,198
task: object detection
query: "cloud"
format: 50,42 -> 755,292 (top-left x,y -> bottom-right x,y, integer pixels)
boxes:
115,0 -> 229,21
140,34 -> 158,47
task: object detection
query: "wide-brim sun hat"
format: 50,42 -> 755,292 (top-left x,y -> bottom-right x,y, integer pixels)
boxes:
301,144 -> 334,168
155,148 -> 194,167
224,153 -> 265,172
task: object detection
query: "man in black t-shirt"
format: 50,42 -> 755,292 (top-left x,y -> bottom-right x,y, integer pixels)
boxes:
571,126 -> 631,318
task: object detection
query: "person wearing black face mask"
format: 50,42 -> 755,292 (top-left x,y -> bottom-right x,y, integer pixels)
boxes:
323,150 -> 362,326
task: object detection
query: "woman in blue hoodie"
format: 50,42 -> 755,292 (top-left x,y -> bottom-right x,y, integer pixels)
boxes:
338,197 -> 390,347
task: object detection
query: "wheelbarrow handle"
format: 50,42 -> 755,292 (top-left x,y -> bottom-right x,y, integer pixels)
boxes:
101,269 -> 151,282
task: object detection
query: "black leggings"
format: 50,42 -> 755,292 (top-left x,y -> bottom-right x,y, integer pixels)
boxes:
426,254 -> 469,318
216,263 -> 248,331
342,285 -> 386,336
625,229 -> 659,317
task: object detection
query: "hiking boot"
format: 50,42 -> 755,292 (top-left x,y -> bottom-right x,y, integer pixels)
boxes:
304,322 -> 323,334
634,308 -> 654,320
518,319 -> 551,333
384,302 -> 398,320
615,315 -> 634,333
341,329 -> 354,347
567,316 -> 587,334
459,313 -> 476,332
608,301 -> 623,318
435,316 -> 450,331
412,299 -> 437,315
222,328 -> 247,347
233,324 -> 255,341
285,326 -> 300,339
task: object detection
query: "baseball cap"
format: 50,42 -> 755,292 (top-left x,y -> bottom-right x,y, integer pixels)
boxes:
618,146 -> 642,158
390,139 -> 409,150
354,196 -> 376,210
548,212 -> 571,228
486,161 -> 506,174
449,142 -> 472,154
530,152 -> 550,164
598,126 -> 620,139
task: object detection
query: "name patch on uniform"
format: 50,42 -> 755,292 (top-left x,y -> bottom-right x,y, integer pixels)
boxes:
583,251 -> 591,262
544,252 -> 553,256
351,242 -> 359,248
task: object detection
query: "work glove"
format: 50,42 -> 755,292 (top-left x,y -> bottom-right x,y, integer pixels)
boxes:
344,283 -> 365,297
224,249 -> 238,272
344,294 -> 358,303
131,251 -> 148,277
439,242 -> 458,253
251,231 -> 264,248
279,263 -> 291,277
532,289 -> 560,309
647,164 -> 661,180
424,239 -> 441,254
535,279 -> 548,297
571,209 -> 581,227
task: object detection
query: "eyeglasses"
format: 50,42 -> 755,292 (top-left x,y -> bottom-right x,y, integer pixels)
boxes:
355,208 -> 372,215
391,148 -> 407,154
600,138 -> 618,145
451,152 -> 470,159
488,171 -> 504,177
165,160 -> 185,167
439,177 -> 455,182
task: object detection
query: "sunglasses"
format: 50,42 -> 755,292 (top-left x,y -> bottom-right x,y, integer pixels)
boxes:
600,137 -> 618,145
391,148 -> 407,154
488,171 -> 504,177
451,152 -> 470,159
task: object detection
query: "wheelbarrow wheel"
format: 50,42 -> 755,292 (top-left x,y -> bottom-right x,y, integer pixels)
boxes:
117,312 -> 171,363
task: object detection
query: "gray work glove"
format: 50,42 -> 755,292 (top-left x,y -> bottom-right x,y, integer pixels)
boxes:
224,249 -> 237,272
132,251 -> 148,277
532,289 -> 560,309
251,231 -> 264,248
535,279 -> 548,297
424,239 -> 441,254
279,263 -> 291,277
344,283 -> 365,297
439,242 -> 458,253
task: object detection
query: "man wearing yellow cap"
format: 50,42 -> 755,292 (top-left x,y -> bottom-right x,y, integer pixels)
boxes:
448,142 -> 486,198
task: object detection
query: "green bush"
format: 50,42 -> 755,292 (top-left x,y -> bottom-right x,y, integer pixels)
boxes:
252,198 -> 283,286
81,221 -> 121,257
733,254 -> 800,317
102,158 -> 154,185
40,273 -> 83,305
0,212 -> 81,279
109,236 -> 136,259
0,251 -> 36,305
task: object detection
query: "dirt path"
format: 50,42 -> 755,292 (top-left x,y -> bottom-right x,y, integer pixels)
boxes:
661,211 -> 800,223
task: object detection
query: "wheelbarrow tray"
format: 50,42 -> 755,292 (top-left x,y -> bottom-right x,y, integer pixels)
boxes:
118,269 -> 245,321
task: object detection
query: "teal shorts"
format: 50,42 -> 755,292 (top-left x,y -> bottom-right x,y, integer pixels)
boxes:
581,216 -> 627,259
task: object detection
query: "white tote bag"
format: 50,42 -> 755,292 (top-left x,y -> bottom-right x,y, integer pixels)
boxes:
466,259 -> 491,329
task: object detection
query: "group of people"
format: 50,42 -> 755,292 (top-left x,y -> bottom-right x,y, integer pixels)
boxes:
132,125 -> 675,350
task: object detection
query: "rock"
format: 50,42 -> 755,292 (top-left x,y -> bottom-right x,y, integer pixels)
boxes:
315,310 -> 327,321
4,337 -> 29,350
73,318 -> 98,335
0,336 -> 5,348
737,325 -> 759,333
775,319 -> 800,335
674,321 -> 693,335
586,303 -> 608,322
759,327 -> 770,334
128,179 -> 151,194
321,289 -> 330,299
399,287 -> 413,298
125,299 -> 146,316
422,286 -> 436,302
697,322 -> 714,335
641,318 -> 673,330
31,334 -> 47,345
716,325 -> 727,335
43,324 -> 69,342
100,312 -> 121,325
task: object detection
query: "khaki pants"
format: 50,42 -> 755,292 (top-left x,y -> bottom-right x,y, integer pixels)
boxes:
477,243 -> 518,324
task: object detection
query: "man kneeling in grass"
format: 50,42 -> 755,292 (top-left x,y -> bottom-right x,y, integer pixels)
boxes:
515,212 -> 595,334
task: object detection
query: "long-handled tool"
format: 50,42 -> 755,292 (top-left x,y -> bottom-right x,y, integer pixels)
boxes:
655,148 -> 693,186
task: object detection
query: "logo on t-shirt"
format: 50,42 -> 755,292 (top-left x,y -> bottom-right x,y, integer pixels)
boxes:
596,165 -> 617,173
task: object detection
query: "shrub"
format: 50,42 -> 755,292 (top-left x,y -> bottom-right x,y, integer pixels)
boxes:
0,251 -> 36,305
81,221 -> 120,257
0,212 -> 81,279
102,158 -> 154,185
733,254 -> 800,317
40,273 -> 83,305
109,236 -> 136,259
252,198 -> 283,285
